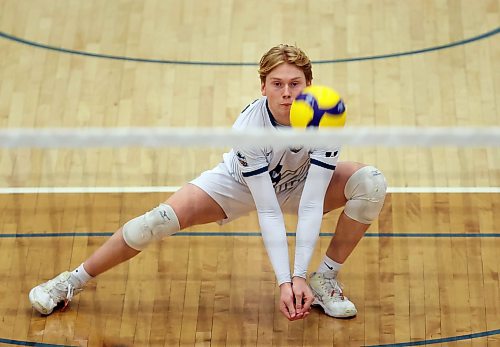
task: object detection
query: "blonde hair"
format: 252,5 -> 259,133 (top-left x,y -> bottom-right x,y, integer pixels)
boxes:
258,44 -> 313,84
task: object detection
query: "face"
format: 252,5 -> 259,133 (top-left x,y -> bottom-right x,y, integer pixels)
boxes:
261,63 -> 310,125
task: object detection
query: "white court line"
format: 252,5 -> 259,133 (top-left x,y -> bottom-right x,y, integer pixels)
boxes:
0,186 -> 499,194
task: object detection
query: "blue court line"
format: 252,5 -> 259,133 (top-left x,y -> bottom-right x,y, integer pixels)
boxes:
0,27 -> 498,66
0,338 -> 71,347
1,329 -> 498,347
366,328 -> 500,347
1,231 -> 500,239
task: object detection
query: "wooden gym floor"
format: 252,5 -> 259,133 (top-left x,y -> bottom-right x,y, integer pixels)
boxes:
0,192 -> 499,346
0,0 -> 499,346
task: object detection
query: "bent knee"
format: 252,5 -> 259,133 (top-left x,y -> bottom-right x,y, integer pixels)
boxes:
122,203 -> 180,251
343,166 -> 387,224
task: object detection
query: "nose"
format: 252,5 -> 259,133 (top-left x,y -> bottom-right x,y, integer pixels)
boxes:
283,85 -> 291,98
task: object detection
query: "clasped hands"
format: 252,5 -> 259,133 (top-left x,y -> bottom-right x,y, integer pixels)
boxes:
279,276 -> 314,321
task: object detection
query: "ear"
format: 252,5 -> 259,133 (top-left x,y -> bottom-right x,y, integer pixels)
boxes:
261,81 -> 266,96
306,80 -> 312,87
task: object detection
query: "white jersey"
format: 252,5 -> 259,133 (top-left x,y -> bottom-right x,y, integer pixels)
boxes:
214,96 -> 342,285
223,97 -> 341,191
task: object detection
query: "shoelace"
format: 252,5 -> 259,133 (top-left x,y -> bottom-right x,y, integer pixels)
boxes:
66,283 -> 74,301
329,280 -> 345,300
45,275 -> 77,306
320,276 -> 345,301
61,284 -> 74,311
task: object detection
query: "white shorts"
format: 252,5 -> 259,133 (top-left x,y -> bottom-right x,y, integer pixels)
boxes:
190,163 -> 306,224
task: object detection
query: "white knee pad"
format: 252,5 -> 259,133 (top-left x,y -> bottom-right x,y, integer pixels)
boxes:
344,166 -> 387,224
122,203 -> 180,251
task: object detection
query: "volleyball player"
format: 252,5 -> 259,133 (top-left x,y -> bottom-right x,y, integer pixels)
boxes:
29,44 -> 387,321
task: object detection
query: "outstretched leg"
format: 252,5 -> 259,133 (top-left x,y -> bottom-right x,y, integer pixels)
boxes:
29,184 -> 226,314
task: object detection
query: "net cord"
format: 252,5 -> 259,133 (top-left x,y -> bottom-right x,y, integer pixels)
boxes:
0,127 -> 499,148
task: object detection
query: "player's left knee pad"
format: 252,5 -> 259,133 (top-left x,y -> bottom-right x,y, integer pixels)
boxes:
122,203 -> 180,251
343,166 -> 387,224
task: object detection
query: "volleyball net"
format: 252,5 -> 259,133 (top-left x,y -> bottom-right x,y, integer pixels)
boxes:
0,126 -> 499,193
0,127 -> 499,148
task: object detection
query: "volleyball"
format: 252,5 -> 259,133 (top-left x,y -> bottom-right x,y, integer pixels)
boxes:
290,85 -> 346,128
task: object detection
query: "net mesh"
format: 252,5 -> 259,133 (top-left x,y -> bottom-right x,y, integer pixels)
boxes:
0,127 -> 499,190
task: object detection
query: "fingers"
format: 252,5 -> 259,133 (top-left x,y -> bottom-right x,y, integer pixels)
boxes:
285,297 -> 297,320
291,280 -> 314,317
279,283 -> 301,321
295,296 -> 310,316
279,298 -> 297,321
302,291 -> 314,312
279,301 -> 292,320
279,302 -> 308,321
295,292 -> 303,312
303,286 -> 314,312
279,281 -> 314,321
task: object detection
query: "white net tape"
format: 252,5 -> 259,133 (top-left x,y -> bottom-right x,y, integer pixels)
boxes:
0,127 -> 499,148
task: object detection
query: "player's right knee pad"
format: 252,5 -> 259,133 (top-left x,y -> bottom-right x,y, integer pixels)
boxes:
122,203 -> 180,251
344,166 -> 387,224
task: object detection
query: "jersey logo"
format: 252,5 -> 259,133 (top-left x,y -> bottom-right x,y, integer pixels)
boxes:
269,152 -> 286,185
263,150 -> 311,192
269,163 -> 283,185
325,151 -> 338,157
236,151 -> 248,167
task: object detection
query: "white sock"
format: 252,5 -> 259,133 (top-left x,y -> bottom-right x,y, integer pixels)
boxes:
317,255 -> 343,277
71,263 -> 93,284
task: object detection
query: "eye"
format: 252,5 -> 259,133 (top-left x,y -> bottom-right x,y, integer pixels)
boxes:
273,81 -> 282,87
